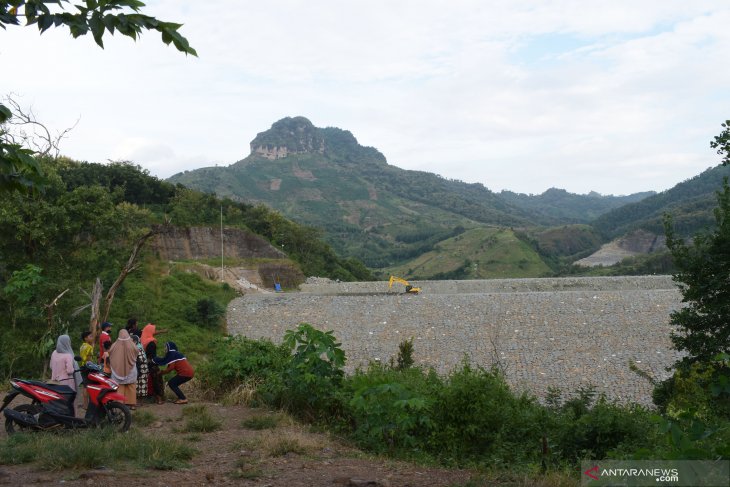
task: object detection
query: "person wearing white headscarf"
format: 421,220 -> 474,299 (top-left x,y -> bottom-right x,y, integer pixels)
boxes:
49,334 -> 81,391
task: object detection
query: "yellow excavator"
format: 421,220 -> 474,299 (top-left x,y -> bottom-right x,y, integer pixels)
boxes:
388,276 -> 421,294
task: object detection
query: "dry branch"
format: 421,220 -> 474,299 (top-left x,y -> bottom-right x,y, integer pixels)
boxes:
44,288 -> 69,330
100,228 -> 159,323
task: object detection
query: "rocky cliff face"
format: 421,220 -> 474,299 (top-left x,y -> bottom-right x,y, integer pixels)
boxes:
151,226 -> 286,261
250,116 -> 325,159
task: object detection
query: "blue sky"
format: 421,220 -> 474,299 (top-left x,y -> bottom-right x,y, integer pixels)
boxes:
2,1 -> 729,195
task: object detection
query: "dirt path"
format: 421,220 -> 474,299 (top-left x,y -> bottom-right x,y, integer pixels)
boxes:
0,400 -> 473,487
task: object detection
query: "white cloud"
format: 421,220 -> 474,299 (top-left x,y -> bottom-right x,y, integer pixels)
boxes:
1,1 -> 729,194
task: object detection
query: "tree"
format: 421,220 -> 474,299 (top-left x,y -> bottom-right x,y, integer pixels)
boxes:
0,0 -> 196,193
710,120 -> 730,167
664,177 -> 730,365
0,104 -> 45,193
0,0 -> 196,55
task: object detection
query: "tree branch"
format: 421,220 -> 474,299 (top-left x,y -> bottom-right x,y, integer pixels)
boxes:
100,228 -> 160,323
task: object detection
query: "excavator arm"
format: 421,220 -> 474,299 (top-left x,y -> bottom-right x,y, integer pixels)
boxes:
388,276 -> 421,294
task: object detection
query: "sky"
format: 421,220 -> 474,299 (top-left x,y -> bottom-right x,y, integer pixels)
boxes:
2,1 -> 729,195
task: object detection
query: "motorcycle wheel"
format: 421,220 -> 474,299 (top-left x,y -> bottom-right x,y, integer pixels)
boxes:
4,403 -> 41,434
100,401 -> 131,433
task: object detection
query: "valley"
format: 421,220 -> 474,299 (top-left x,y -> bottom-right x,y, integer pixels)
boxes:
170,116 -> 730,279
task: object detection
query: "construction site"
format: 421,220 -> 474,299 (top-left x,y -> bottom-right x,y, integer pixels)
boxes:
227,275 -> 683,406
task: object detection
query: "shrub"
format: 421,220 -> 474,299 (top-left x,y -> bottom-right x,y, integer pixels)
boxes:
428,364 -> 544,466
188,297 -> 225,328
349,381 -> 433,452
344,363 -> 439,453
198,336 -> 289,394
396,338 -> 414,370
553,396 -> 656,461
275,323 -> 346,419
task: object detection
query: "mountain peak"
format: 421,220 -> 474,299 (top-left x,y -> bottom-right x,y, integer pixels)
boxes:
250,116 -> 324,160
248,116 -> 387,165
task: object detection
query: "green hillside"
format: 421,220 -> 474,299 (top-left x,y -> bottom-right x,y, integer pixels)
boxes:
171,117 -> 621,271
0,159 -> 372,378
500,188 -> 655,223
593,164 -> 730,238
384,227 -> 551,279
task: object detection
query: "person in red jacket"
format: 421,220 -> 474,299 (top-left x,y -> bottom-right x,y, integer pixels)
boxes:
153,341 -> 194,404
98,322 -> 113,363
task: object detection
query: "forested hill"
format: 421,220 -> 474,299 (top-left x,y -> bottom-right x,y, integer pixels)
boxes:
169,116 -> 651,268
592,164 -> 730,238
499,188 -> 655,223
0,158 -> 372,377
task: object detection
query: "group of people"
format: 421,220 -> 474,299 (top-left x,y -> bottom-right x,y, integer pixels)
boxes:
49,318 -> 195,412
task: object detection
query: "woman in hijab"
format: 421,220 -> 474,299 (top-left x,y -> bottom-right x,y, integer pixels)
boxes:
50,334 -> 81,392
154,341 -> 195,405
108,329 -> 139,409
141,323 -> 167,404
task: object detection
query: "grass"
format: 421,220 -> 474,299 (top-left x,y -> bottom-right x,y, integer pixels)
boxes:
132,410 -> 157,427
260,428 -> 328,457
384,227 -> 551,279
107,263 -> 239,363
0,428 -> 196,471
181,404 -> 222,433
241,414 -> 281,430
229,457 -> 264,480
230,420 -> 329,458
222,377 -> 264,406
266,437 -> 307,457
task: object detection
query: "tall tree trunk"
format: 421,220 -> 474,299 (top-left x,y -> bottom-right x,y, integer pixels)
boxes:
100,229 -> 158,324
89,278 -> 102,342
42,288 -> 69,378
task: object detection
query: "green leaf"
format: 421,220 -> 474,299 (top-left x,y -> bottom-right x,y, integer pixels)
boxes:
102,13 -> 116,33
89,11 -> 105,47
0,104 -> 11,122
38,14 -> 53,32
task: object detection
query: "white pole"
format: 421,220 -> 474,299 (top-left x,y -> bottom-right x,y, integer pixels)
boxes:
220,205 -> 224,282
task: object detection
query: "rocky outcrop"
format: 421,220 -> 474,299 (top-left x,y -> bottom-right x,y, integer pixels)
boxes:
151,226 -> 286,261
250,116 -> 325,159
252,146 -> 293,160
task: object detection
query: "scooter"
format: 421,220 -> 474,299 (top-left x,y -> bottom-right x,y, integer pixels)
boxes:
0,362 -> 132,434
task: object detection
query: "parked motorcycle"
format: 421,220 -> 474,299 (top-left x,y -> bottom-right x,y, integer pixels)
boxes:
1,362 -> 131,434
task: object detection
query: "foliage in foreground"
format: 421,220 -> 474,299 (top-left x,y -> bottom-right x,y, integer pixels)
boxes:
200,324 -> 730,473
664,178 -> 730,365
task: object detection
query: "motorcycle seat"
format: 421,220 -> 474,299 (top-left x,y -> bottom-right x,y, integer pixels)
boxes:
21,380 -> 75,395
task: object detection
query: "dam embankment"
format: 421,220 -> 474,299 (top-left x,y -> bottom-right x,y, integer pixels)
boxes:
227,276 -> 683,405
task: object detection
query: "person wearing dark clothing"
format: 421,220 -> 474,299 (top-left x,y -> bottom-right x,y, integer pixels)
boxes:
141,323 -> 166,404
125,318 -> 142,339
154,341 -> 195,404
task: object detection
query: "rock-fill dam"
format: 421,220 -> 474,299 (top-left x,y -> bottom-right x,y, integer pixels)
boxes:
226,276 -> 683,406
